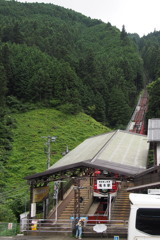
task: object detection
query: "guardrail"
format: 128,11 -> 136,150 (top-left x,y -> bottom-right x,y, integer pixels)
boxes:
21,218 -> 128,236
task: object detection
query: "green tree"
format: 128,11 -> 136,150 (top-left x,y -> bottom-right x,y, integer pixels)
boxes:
12,22 -> 24,44
147,78 -> 160,118
1,44 -> 14,96
28,68 -> 53,102
108,88 -> 131,128
0,204 -> 17,222
93,92 -> 106,123
0,64 -> 7,113
120,25 -> 128,44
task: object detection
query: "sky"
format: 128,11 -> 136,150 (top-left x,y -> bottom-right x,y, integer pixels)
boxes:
17,0 -> 160,37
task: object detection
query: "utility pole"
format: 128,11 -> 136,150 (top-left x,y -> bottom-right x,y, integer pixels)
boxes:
73,178 -> 81,219
41,136 -> 57,218
42,136 -> 57,169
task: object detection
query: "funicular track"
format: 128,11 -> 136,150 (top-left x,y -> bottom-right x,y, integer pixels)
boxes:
127,89 -> 148,134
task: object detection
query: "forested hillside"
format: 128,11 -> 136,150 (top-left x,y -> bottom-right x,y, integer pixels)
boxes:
139,32 -> 160,119
0,0 -> 157,222
0,0 -> 144,126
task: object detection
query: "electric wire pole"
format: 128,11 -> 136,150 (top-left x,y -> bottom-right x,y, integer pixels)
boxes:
42,136 -> 57,169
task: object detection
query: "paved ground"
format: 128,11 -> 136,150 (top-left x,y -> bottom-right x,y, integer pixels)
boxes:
0,235 -> 127,240
0,237 -> 108,240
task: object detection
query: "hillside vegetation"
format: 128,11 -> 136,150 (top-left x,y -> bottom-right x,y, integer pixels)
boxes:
0,0 -> 144,127
139,31 -> 160,119
1,0 -> 160,223
0,108 -> 109,221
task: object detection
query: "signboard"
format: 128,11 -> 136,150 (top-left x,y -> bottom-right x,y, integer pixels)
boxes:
8,223 -> 13,230
114,236 -> 119,240
31,203 -> 36,217
32,186 -> 49,203
97,180 -> 112,189
148,189 -> 160,195
70,216 -> 88,220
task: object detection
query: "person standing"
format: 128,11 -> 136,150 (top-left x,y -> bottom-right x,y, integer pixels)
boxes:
75,218 -> 85,239
75,218 -> 79,238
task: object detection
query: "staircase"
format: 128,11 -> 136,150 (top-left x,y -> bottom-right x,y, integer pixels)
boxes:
33,178 -> 93,235
111,182 -> 133,221
58,178 -> 92,221
28,181 -> 132,237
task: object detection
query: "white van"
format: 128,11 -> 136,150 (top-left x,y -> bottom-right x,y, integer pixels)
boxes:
128,193 -> 160,240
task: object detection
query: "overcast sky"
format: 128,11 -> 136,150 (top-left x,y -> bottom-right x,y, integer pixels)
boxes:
17,0 -> 160,37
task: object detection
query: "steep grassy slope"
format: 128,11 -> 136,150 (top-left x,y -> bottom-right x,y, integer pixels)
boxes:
9,108 -> 109,178
1,108 -> 109,220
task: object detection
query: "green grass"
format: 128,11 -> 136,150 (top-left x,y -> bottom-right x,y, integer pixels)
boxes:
5,108 -> 110,194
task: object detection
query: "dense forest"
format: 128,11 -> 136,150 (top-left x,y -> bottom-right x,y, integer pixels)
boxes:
0,0 -> 160,223
139,31 -> 160,118
0,0 -> 144,125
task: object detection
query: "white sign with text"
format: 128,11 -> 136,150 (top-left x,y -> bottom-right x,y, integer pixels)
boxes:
97,180 -> 112,189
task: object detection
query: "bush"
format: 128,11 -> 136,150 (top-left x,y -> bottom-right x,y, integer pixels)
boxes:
6,96 -> 35,113
57,103 -> 81,115
49,99 -> 61,107
0,204 -> 17,222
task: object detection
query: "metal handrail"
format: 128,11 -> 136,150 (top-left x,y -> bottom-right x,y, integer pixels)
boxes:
21,218 -> 128,233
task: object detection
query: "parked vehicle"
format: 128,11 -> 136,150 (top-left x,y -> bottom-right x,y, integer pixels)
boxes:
128,193 -> 160,240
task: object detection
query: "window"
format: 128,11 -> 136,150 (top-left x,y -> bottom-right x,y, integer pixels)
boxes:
136,208 -> 160,235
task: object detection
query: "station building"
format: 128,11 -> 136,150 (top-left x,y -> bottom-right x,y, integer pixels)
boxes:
24,129 -> 150,236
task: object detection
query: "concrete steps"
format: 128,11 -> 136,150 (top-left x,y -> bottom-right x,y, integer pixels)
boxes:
58,179 -> 91,220
39,178 -> 92,233
111,183 -> 132,221
28,180 -> 131,237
